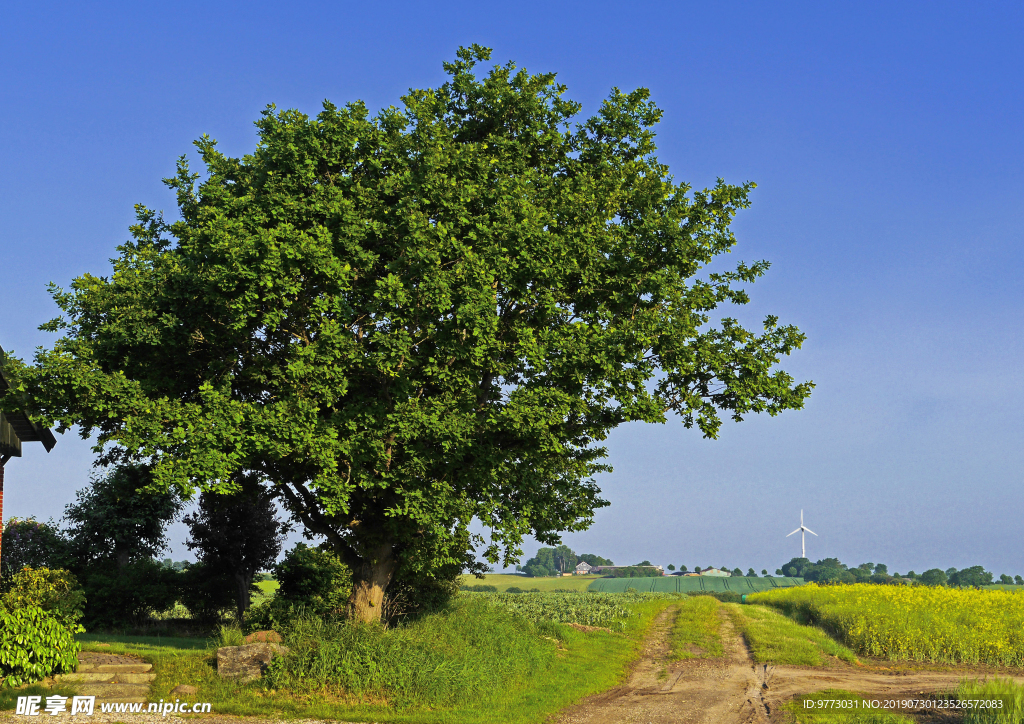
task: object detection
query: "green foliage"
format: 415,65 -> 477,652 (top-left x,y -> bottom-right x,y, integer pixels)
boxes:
460,584 -> 498,592
786,690 -> 913,723
671,596 -> 723,659
63,464 -> 182,569
266,599 -> 555,708
484,590 -> 676,630
725,603 -> 857,666
245,543 -> 352,631
958,678 -> 1024,724
275,544 -> 352,614
690,590 -> 741,603
603,566 -> 662,578
950,565 -> 994,587
176,561 -> 237,625
9,45 -> 812,617
0,519 -> 70,575
577,553 -> 614,567
522,545 -> 579,577
0,568 -> 85,631
78,558 -> 179,628
0,606 -> 82,688
0,683 -> 79,711
184,486 -> 284,618
920,568 -> 948,586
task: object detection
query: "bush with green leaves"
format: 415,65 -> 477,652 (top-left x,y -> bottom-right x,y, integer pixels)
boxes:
77,558 -> 178,628
245,544 -> 352,631
0,568 -> 85,631
0,519 -> 71,576
0,602 -> 82,689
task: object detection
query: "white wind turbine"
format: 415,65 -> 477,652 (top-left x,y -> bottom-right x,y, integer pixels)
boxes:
786,509 -> 817,558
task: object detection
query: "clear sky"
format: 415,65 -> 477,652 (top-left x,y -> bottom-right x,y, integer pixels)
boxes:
2,1 -> 1021,576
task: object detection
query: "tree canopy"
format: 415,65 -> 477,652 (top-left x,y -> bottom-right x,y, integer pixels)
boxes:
3,46 -> 812,621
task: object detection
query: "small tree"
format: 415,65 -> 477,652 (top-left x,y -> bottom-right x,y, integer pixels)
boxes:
667,564 -> 675,571
680,565 -> 688,572
1015,575 -> 1023,586
920,568 -> 947,586
184,483 -> 285,618
949,566 -> 992,588
873,563 -> 888,576
998,574 -> 1013,585
746,568 -> 757,577
0,518 -> 70,575
760,569 -> 767,576
63,465 -> 182,569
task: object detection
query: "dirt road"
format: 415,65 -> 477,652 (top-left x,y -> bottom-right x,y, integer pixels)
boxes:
554,605 -> 1024,724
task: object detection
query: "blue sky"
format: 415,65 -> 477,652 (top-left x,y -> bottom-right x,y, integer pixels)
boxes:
2,2 -> 1022,576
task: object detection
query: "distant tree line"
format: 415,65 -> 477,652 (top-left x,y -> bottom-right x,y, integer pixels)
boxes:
774,557 -> 1021,587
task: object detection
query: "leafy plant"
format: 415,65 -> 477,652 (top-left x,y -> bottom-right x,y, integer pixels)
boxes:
0,519 -> 70,576
0,606 -> 82,688
0,568 -> 85,631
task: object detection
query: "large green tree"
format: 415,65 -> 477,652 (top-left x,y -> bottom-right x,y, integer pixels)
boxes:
2,46 -> 812,622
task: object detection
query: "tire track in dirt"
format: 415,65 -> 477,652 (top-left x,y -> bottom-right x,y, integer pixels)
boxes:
553,605 -> 769,724
555,604 -> 1024,724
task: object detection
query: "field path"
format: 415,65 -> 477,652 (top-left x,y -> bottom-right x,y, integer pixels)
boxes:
553,605 -> 770,724
554,605 -> 1024,724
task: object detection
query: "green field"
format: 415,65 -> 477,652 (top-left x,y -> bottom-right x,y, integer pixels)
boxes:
588,575 -> 804,593
465,574 -> 602,591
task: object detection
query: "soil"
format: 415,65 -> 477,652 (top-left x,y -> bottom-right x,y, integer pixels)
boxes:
553,605 -> 1024,724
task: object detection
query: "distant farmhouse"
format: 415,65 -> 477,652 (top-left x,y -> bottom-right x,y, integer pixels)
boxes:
574,561 -> 593,575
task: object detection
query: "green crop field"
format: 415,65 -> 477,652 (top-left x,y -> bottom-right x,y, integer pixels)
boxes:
588,575 -> 804,593
464,573 -> 602,591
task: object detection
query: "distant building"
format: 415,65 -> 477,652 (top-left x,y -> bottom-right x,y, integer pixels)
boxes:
698,568 -> 732,577
574,561 -> 593,575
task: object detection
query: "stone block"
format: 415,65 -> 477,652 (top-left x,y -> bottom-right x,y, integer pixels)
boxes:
56,672 -> 115,683
216,643 -> 289,682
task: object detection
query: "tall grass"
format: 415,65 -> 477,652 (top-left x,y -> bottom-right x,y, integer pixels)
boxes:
671,595 -> 723,659
786,690 -> 913,723
724,604 -> 857,665
266,598 -> 559,707
748,584 -> 1024,666
482,590 -> 679,630
958,678 -> 1024,724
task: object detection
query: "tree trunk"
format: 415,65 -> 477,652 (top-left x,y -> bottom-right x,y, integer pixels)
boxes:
348,542 -> 396,624
234,571 -> 252,621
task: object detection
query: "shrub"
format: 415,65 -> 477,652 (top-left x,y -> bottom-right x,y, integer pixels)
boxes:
0,606 -> 81,688
78,559 -> 178,628
177,561 -> 237,625
505,586 -> 524,594
275,544 -> 351,615
0,568 -> 85,631
459,584 -> 498,593
0,519 -> 71,576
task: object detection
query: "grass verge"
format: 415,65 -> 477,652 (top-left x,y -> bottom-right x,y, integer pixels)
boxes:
785,690 -> 913,723
0,684 -> 80,712
670,595 -> 723,659
724,604 -> 857,666
86,595 -> 672,724
958,678 -> 1024,723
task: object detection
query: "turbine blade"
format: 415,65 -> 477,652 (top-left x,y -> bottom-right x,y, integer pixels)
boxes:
805,528 -> 818,536
786,529 -> 800,536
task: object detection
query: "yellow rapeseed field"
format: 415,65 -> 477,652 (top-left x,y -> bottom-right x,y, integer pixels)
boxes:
747,584 -> 1024,666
